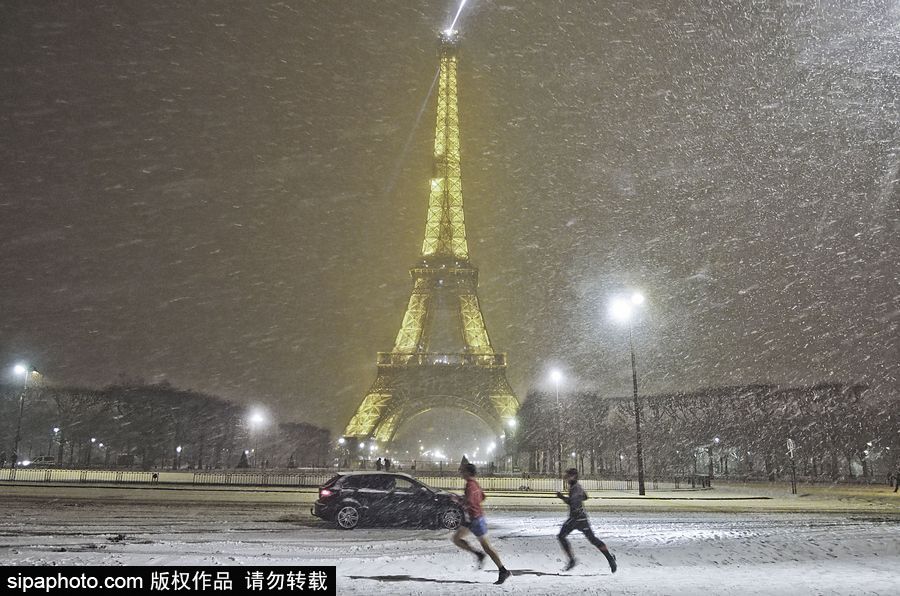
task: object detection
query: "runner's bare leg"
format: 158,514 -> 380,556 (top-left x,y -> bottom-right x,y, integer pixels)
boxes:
477,536 -> 504,569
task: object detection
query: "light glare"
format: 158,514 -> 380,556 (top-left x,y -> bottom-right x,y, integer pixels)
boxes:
610,298 -> 632,322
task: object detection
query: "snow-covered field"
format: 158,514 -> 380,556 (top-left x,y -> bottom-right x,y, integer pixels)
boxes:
1,492 -> 897,595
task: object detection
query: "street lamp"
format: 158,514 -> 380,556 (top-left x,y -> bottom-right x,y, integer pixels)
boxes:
550,369 -> 564,479
100,443 -> 111,467
610,292 -> 647,496
47,427 -> 60,461
11,363 -> 34,468
336,437 -> 348,469
247,408 -> 268,468
707,436 -> 720,479
88,437 -> 97,468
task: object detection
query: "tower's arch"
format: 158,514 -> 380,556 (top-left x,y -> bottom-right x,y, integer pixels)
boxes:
390,406 -> 498,454
372,391 -> 504,444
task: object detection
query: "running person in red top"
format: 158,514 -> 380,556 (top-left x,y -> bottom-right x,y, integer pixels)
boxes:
451,462 -> 511,585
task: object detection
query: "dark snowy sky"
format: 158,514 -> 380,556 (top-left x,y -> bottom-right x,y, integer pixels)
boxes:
1,1 -> 897,433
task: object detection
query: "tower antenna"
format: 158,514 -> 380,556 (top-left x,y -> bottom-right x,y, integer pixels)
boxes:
445,0 -> 468,35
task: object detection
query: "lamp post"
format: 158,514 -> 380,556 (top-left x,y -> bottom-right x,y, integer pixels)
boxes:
88,437 -> 97,468
100,442 -> 111,468
248,409 -> 267,469
709,436 -> 719,480
550,369 -> 563,479
506,418 -> 518,472
12,364 -> 34,468
338,437 -> 347,469
47,427 -> 60,460
610,293 -> 647,496
786,438 -> 797,495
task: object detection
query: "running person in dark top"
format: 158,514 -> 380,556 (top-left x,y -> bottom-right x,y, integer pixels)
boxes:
451,463 -> 511,585
556,468 -> 617,573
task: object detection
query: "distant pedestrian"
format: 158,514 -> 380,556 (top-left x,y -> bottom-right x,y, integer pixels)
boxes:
556,468 -> 617,573
451,463 -> 511,585
375,457 -> 383,471
384,458 -> 392,471
894,467 -> 899,493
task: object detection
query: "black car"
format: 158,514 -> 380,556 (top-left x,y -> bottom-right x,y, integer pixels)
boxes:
311,472 -> 463,530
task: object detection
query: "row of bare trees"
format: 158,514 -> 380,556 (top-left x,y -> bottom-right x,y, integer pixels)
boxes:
0,382 -> 330,470
515,383 -> 898,482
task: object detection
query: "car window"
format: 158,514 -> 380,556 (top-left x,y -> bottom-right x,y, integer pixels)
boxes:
372,476 -> 394,490
340,476 -> 360,488
343,475 -> 392,490
341,476 -> 368,489
393,477 -> 417,492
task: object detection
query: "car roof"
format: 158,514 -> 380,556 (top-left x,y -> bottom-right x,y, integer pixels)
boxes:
339,471 -> 416,479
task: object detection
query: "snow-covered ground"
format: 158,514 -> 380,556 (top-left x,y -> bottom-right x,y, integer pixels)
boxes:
1,492 -> 897,595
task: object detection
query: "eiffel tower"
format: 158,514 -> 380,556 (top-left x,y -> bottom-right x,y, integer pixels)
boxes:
344,31 -> 519,444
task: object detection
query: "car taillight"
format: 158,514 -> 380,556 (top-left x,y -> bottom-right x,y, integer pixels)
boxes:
320,488 -> 333,498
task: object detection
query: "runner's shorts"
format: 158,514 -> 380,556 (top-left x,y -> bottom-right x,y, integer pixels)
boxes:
559,516 -> 591,537
468,516 -> 488,537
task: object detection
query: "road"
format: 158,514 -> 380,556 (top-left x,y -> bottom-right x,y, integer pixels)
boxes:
1,485 -> 898,594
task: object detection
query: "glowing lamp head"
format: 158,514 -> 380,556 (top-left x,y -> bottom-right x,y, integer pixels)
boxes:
14,364 -> 28,376
611,292 -> 646,322
550,369 -> 563,383
610,298 -> 633,322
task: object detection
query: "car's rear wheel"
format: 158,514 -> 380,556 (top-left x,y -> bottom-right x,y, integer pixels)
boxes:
336,504 -> 360,530
439,506 -> 463,530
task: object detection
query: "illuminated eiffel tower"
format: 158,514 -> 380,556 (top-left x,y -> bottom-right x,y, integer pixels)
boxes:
344,31 -> 519,444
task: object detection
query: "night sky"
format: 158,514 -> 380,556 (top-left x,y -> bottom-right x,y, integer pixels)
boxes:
1,1 -> 897,434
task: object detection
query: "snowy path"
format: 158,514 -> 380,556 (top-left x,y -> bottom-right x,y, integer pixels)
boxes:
0,498 -> 897,595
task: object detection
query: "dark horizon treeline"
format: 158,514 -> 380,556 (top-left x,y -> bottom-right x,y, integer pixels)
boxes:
517,383 -> 898,482
0,381 -> 330,470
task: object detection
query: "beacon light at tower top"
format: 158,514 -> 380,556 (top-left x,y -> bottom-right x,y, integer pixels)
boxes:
446,0 -> 467,33
440,29 -> 459,45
